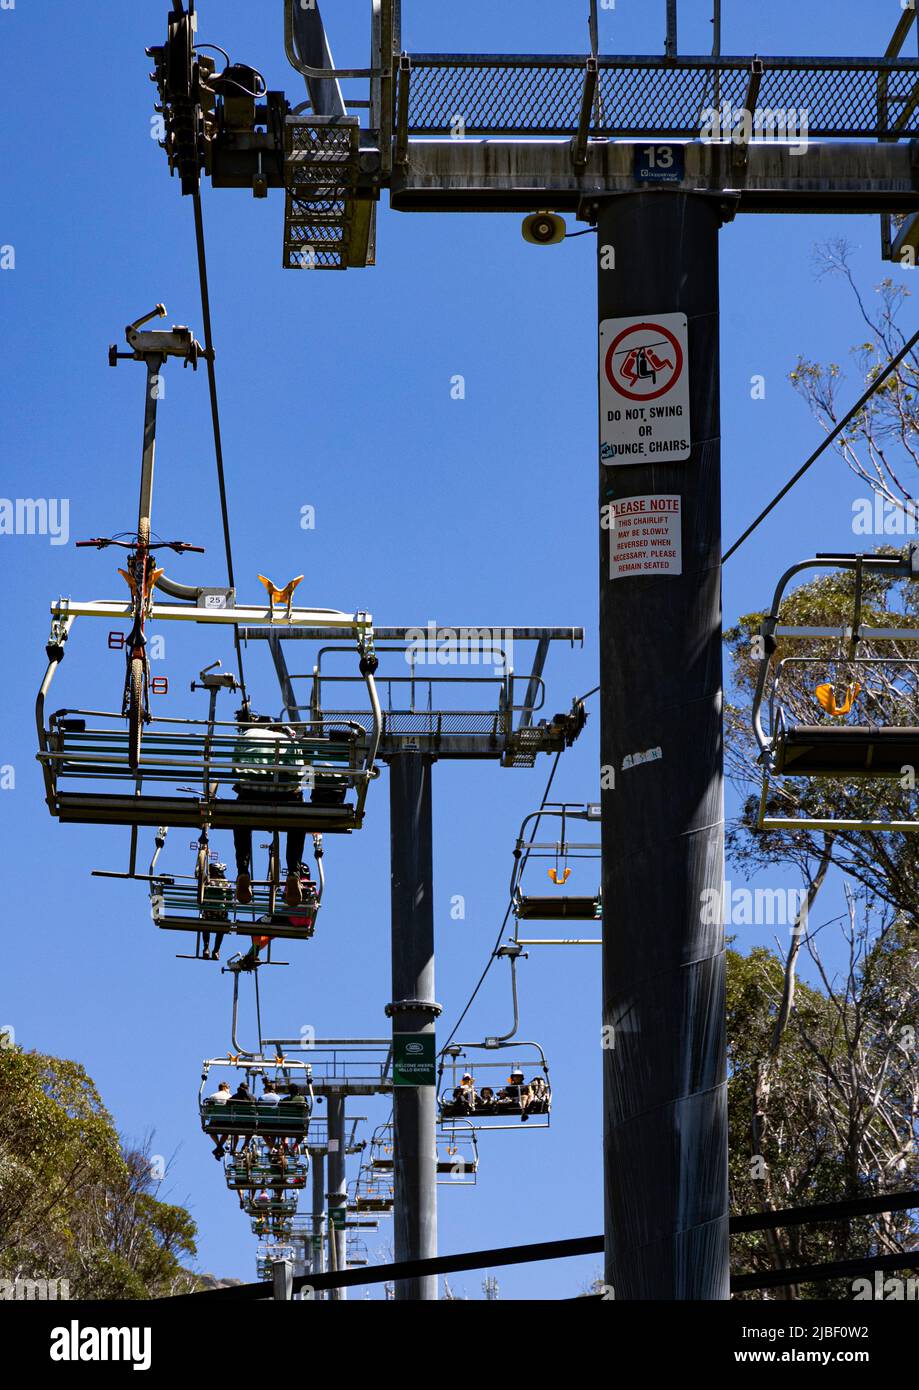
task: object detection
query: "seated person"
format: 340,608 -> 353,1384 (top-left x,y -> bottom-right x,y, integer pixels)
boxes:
443,1086 -> 468,1117
458,1072 -> 477,1110
309,726 -> 355,808
477,1085 -> 497,1114
501,1069 -> 527,1113
201,860 -> 232,961
529,1076 -> 550,1113
260,1081 -> 282,1107
231,710 -> 308,908
283,1081 -> 310,1120
284,863 -> 319,931
266,1142 -> 288,1172
206,1080 -> 231,1106
210,1080 -> 250,1160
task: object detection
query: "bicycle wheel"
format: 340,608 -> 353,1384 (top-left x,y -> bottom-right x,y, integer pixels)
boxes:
195,845 -> 209,906
128,656 -> 145,770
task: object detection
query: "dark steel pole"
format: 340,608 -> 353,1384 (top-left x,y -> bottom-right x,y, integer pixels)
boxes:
598,192 -> 729,1299
310,1146 -> 326,1299
387,752 -> 439,1301
665,0 -> 678,59
326,1092 -> 348,1300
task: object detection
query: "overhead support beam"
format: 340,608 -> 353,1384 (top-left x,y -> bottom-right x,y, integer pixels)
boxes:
240,626 -> 584,642
387,140 -> 919,214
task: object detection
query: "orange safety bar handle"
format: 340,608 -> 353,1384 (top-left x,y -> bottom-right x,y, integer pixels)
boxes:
815,681 -> 861,717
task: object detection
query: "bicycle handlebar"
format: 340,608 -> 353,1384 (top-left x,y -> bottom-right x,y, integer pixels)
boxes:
75,537 -> 205,553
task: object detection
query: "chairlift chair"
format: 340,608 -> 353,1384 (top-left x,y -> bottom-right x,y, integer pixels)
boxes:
510,804 -> 601,923
36,606 -> 382,834
243,1193 -> 298,1219
225,1151 -> 310,1190
150,826 -> 324,952
437,1040 -> 552,1132
436,1120 -> 479,1185
256,1242 -> 296,1279
250,1214 -> 295,1239
752,548 -> 919,831
199,1057 -> 314,1142
346,1234 -> 370,1268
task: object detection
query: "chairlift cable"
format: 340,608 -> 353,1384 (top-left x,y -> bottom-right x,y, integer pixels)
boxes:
192,191 -> 249,703
440,749 -> 563,1052
722,323 -> 919,564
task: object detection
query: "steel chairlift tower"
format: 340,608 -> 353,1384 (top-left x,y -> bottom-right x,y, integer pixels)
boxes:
263,1036 -> 395,1297
256,625 -> 586,1297
144,0 -> 919,1300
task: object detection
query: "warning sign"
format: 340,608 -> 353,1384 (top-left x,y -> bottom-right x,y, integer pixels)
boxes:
608,495 -> 682,579
599,313 -> 691,465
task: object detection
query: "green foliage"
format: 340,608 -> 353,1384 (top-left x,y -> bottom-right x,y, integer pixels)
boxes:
727,926 -> 919,1298
0,1047 -> 199,1298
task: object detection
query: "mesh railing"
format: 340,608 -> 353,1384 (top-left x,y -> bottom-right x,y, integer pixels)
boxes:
400,55 -> 919,139
315,709 -> 507,736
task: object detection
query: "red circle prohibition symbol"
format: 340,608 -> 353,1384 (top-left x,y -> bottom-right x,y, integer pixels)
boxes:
604,320 -> 684,402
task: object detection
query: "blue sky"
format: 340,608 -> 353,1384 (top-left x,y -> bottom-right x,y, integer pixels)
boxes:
1,1 -> 917,1299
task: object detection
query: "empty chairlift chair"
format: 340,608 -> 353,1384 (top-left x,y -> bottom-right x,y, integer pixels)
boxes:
436,1121 -> 479,1186
752,548 -> 919,831
510,803 -> 601,925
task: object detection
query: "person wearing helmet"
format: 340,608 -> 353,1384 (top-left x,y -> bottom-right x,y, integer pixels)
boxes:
458,1072 -> 477,1112
201,859 -> 232,961
500,1069 -> 532,1120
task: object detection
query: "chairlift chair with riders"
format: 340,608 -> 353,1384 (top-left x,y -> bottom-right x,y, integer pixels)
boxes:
199,1056 -> 314,1143
438,932 -> 552,1129
149,814 -> 325,959
36,309 -> 383,839
752,547 -> 919,831
224,1148 -> 310,1191
251,1213 -> 295,1239
256,1243 -> 296,1279
243,1193 -> 298,1220
437,1040 -> 552,1131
